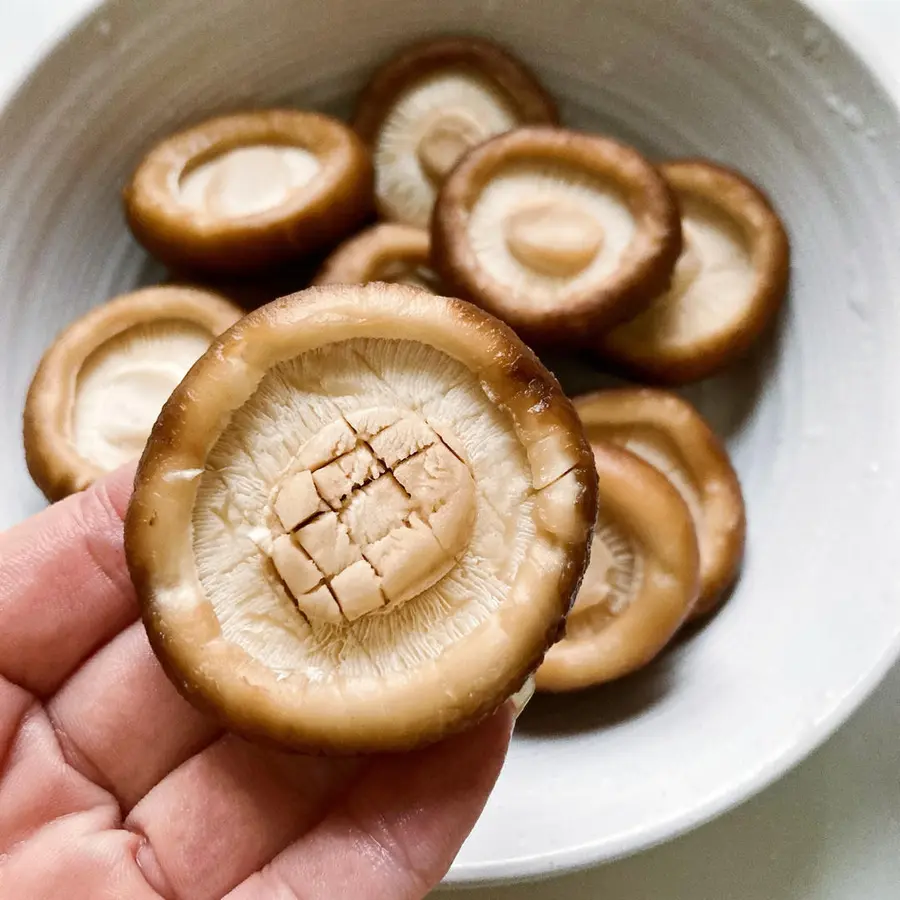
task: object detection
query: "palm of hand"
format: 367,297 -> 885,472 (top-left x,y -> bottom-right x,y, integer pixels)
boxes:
0,468 -> 511,899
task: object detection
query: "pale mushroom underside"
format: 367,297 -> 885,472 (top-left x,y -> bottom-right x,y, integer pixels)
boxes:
179,145 -> 322,219
73,320 -> 214,472
466,161 -> 637,308
191,337 -> 537,682
374,71 -> 519,226
565,513 -> 642,639
611,193 -> 754,344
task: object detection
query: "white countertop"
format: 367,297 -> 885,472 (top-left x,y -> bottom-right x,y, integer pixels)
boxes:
2,2 -> 898,898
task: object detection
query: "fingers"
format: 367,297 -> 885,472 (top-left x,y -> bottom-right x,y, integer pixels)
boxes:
0,466 -> 138,696
47,621 -> 220,811
125,734 -> 362,900
229,707 -> 514,900
0,807 -> 161,900
0,681 -> 115,851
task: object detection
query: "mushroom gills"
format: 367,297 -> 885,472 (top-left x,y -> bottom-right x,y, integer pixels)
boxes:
375,72 -> 518,226
468,162 -> 635,302
565,514 -> 642,637
608,427 -> 704,525
72,320 -> 213,471
180,145 -> 321,219
616,195 -> 753,342
191,337 -> 537,676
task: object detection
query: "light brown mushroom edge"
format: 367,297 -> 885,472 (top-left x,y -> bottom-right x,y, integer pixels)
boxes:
353,36 -> 558,228
125,282 -> 598,753
575,388 -> 746,619
597,160 -> 790,384
24,286 -> 242,502
124,111 -> 374,275
313,223 -> 444,293
536,440 -> 699,691
432,128 -> 683,345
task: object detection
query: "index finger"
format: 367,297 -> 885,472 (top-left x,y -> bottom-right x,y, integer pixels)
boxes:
0,466 -> 138,696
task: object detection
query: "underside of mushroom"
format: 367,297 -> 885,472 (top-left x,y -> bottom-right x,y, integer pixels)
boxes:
537,439 -> 699,691
353,37 -> 558,228
432,127 -> 682,343
126,283 -> 597,752
23,286 -> 242,501
313,223 -> 443,292
124,110 -> 374,274
597,159 -> 789,383
574,388 -> 745,619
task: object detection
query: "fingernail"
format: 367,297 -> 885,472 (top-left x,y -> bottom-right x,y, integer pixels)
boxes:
509,675 -> 536,719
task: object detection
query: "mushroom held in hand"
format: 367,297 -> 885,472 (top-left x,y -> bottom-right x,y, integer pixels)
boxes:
536,441 -> 699,691
125,283 -> 597,753
124,111 -> 374,275
432,128 -> 682,344
313,223 -> 444,293
353,37 -> 558,228
24,286 -> 242,501
575,388 -> 745,618
597,160 -> 790,383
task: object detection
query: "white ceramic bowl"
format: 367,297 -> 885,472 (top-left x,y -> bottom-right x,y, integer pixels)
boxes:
2,0 -> 900,887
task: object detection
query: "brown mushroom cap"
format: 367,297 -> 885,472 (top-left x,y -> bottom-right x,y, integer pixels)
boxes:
124,111 -> 374,275
353,36 -> 558,228
432,127 -> 682,345
596,159 -> 790,384
125,282 -> 597,753
536,440 -> 699,691
23,286 -> 243,502
312,223 -> 444,293
575,388 -> 745,618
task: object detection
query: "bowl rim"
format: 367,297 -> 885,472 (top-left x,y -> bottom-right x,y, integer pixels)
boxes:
1,0 -> 899,887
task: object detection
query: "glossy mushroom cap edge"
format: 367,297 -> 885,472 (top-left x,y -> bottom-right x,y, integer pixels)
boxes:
125,283 -> 598,753
353,36 -> 559,142
23,286 -> 242,502
312,223 -> 437,289
575,387 -> 746,618
536,440 -> 700,691
432,127 -> 683,344
597,159 -> 790,384
124,110 -> 374,275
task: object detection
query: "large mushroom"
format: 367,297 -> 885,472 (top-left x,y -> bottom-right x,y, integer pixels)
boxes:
432,128 -> 682,345
125,283 -> 597,753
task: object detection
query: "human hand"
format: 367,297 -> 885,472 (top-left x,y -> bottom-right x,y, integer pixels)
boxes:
0,467 -> 514,899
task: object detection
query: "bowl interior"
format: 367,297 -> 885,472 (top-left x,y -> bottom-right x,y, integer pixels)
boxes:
1,0 -> 900,886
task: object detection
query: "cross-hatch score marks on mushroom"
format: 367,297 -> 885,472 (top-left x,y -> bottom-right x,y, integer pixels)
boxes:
269,407 -> 475,623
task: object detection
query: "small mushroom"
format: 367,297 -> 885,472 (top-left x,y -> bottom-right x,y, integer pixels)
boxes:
575,388 -> 745,618
313,223 -> 444,293
596,160 -> 790,383
24,286 -> 242,502
125,282 -> 597,753
432,128 -> 683,344
124,111 -> 374,275
536,440 -> 699,691
353,37 -> 558,228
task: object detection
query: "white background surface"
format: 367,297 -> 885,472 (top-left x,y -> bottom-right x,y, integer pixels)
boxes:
1,2 -> 898,898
